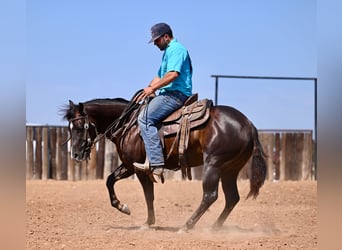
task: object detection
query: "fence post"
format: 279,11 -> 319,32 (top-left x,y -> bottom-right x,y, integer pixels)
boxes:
56,127 -> 63,180
82,161 -> 88,180
284,133 -> 302,180
259,132 -> 274,181
274,133 -> 281,180
34,127 -> 42,179
42,127 -> 49,180
49,127 -> 57,179
295,133 -> 305,180
104,139 -> 114,178
68,150 -> 75,181
280,133 -> 286,180
26,126 -> 34,179
97,137 -> 105,179
74,161 -> 82,181
61,127 -> 68,180
302,131 -> 313,180
88,146 -> 97,179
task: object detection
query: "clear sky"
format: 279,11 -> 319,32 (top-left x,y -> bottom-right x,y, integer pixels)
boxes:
26,0 -> 316,130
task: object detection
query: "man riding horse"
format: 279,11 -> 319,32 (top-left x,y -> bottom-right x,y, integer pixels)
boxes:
62,23 -> 267,230
134,23 -> 193,183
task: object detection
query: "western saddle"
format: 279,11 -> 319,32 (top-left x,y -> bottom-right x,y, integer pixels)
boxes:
159,93 -> 213,180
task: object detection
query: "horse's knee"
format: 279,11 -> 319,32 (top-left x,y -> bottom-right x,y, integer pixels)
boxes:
203,192 -> 218,205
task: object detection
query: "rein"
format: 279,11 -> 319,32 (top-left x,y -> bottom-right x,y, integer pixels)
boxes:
90,89 -> 144,146
65,89 -> 144,151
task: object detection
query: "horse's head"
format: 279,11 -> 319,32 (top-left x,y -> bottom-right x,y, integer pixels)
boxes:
63,100 -> 98,161
62,95 -> 139,161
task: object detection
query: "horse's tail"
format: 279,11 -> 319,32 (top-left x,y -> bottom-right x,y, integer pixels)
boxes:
246,123 -> 267,199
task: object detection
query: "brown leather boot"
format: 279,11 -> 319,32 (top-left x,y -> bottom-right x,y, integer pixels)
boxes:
133,160 -> 165,184
151,166 -> 165,184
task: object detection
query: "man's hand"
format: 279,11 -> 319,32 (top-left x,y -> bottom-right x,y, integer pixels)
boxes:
136,86 -> 155,103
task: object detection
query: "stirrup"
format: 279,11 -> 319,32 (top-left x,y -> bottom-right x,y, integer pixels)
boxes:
134,157 -> 150,172
133,162 -> 164,183
133,162 -> 150,172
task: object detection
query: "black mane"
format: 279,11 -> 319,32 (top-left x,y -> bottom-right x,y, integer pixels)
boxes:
61,90 -> 143,122
60,98 -> 129,121
84,98 -> 129,105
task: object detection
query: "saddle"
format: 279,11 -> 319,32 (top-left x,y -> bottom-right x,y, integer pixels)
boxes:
159,94 -> 213,180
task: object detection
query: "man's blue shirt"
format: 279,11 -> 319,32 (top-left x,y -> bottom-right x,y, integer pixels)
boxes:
158,39 -> 192,97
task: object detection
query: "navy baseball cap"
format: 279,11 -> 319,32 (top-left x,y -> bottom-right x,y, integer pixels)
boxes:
148,23 -> 172,43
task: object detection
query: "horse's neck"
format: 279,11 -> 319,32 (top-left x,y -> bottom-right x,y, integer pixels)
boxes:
108,105 -> 142,149
86,104 -> 126,135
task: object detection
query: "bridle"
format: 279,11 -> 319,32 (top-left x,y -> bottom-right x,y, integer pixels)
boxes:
65,115 -> 98,158
64,89 -> 145,159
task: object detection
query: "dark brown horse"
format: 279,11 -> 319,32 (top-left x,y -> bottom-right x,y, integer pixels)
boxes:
62,91 -> 267,230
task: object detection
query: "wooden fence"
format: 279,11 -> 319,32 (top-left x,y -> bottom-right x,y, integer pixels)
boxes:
26,126 -> 316,181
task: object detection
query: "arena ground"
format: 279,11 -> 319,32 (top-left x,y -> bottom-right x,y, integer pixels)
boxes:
26,179 -> 317,249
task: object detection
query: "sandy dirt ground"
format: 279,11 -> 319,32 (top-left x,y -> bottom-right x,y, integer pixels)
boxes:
26,179 -> 317,249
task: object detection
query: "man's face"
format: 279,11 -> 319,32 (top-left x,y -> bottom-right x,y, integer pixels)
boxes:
154,34 -> 169,51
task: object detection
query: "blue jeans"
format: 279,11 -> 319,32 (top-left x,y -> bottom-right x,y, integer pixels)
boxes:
138,91 -> 188,166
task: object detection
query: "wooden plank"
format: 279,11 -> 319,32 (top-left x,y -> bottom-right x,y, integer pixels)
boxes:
56,127 -> 63,180
267,133 -> 275,181
294,133 -> 305,180
74,161 -> 82,181
238,160 -> 249,180
104,139 -> 115,178
258,132 -> 267,178
68,150 -> 75,181
274,133 -> 281,180
96,137 -> 105,179
284,132 -> 302,180
279,133 -> 286,181
49,128 -> 57,179
34,127 -> 42,179
26,126 -> 34,179
88,146 -> 97,179
284,133 -> 294,180
82,159 -> 89,180
259,132 -> 274,181
42,127 -> 49,180
61,127 -> 68,180
302,132 -> 313,180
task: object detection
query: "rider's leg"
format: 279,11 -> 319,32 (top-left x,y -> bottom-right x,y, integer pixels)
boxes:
136,91 -> 187,181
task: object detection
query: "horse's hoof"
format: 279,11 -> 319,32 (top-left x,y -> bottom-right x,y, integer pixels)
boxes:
120,203 -> 131,215
177,226 -> 189,234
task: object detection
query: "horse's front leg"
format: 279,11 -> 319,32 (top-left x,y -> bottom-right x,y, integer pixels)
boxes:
106,163 -> 134,215
136,171 -> 155,227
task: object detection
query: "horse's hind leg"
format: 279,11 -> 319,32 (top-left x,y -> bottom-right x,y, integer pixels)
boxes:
184,167 -> 220,230
212,171 -> 240,230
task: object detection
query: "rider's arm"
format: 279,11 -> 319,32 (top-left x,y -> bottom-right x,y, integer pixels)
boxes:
149,71 -> 179,91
